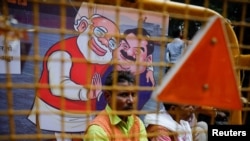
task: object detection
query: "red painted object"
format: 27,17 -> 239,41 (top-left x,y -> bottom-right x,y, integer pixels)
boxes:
153,16 -> 242,110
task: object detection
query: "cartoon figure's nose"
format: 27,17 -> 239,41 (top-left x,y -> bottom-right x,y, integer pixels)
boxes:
98,37 -> 109,47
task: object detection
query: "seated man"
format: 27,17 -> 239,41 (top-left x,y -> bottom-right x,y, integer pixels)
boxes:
84,71 -> 148,141
144,104 -> 208,141
168,104 -> 208,141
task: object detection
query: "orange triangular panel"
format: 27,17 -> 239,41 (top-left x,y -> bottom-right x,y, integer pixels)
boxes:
153,16 -> 242,110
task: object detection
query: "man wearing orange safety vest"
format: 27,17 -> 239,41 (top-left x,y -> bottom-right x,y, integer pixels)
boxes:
84,71 -> 148,141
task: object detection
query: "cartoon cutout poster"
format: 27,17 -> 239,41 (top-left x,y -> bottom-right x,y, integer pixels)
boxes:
28,2 -> 169,140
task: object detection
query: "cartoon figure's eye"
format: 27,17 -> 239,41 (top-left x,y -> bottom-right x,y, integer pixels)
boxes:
93,27 -> 107,37
109,38 -> 117,50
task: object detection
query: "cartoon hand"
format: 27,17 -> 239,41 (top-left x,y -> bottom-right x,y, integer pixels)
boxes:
88,73 -> 102,99
146,70 -> 155,86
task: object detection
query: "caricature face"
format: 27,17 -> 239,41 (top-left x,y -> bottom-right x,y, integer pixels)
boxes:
113,33 -> 151,74
78,16 -> 119,64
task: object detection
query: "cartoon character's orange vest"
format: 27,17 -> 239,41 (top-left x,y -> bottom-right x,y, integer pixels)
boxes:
87,110 -> 140,141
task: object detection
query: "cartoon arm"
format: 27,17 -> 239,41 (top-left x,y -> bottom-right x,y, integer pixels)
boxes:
86,73 -> 102,100
145,55 -> 155,86
146,66 -> 155,86
48,51 -> 100,101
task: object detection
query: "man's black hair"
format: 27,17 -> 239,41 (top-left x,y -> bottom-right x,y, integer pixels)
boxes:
104,71 -> 135,86
172,28 -> 181,38
122,28 -> 155,56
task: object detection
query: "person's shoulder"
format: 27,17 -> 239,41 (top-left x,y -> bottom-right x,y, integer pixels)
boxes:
135,115 -> 143,121
166,42 -> 173,46
135,115 -> 146,128
175,38 -> 183,42
88,124 -> 103,130
86,124 -> 107,135
84,124 -> 108,140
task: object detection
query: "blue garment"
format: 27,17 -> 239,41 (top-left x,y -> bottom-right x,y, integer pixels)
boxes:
96,66 -> 153,110
165,38 -> 185,64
